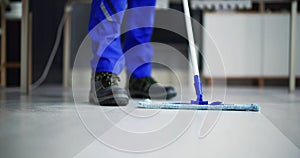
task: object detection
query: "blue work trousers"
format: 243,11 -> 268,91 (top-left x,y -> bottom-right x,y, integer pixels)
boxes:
88,0 -> 156,78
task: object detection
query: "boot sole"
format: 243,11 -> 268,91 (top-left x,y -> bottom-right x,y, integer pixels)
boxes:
129,91 -> 177,100
89,92 -> 129,106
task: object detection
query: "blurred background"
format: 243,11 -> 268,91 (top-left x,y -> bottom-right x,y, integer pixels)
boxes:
0,0 -> 299,90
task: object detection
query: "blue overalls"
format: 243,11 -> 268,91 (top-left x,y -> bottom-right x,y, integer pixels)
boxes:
88,0 -> 156,78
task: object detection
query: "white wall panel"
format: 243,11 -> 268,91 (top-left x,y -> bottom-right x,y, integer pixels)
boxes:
263,14 -> 290,77
203,13 -> 262,77
203,13 -> 300,78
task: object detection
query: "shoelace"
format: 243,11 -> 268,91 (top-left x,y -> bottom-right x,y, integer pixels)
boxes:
95,72 -> 120,87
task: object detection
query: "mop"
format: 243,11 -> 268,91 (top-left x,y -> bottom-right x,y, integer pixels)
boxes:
138,0 -> 260,112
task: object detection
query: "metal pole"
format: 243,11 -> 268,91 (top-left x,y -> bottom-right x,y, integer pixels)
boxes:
63,4 -> 71,88
289,0 -> 297,92
21,0 -> 29,94
1,0 -> 7,87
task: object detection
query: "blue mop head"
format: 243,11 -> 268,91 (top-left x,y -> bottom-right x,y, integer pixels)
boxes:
138,99 -> 260,112
138,76 -> 260,112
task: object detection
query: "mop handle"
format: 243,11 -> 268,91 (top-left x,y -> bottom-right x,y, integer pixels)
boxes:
182,0 -> 199,76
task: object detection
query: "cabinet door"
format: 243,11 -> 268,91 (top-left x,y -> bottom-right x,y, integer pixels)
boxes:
263,14 -> 290,77
203,13 -> 263,77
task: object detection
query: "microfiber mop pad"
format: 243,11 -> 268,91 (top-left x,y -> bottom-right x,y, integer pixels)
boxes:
138,100 -> 260,112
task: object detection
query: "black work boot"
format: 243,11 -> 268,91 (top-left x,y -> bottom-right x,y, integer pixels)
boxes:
89,72 -> 129,106
128,76 -> 177,100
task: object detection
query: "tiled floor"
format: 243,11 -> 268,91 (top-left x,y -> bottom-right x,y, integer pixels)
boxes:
0,85 -> 299,158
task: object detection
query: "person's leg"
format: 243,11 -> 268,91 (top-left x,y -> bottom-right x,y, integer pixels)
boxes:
89,0 -> 127,74
123,1 -> 177,99
123,0 -> 156,78
88,0 -> 129,105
